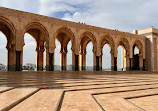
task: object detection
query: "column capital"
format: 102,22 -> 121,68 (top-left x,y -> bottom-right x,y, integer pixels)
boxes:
80,52 -> 87,55
6,43 -> 15,50
125,54 -> 130,58
110,51 -> 114,56
139,54 -> 143,57
36,48 -> 45,52
60,50 -> 67,54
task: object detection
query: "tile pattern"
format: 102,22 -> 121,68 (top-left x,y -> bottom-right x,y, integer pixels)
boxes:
0,71 -> 158,111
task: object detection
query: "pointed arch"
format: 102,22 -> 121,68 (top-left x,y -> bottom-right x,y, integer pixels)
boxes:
117,37 -> 130,56
0,16 -> 16,47
100,35 -> 114,54
133,40 -> 143,55
0,16 -> 16,71
79,31 -> 96,52
23,22 -> 49,71
24,22 -> 49,43
54,27 -> 75,70
54,27 -> 75,51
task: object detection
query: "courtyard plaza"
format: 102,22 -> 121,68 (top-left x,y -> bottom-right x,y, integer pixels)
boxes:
0,71 -> 158,111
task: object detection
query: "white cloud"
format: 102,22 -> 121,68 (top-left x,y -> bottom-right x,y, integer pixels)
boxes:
0,0 -> 40,13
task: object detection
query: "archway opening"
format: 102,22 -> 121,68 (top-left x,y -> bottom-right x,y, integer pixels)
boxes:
102,44 -> 111,71
117,45 -> 126,71
23,33 -> 37,71
43,42 -> 46,71
133,45 -> 140,70
55,28 -> 73,71
0,20 -> 14,71
23,26 -> 46,71
80,33 -> 95,71
67,41 -> 72,70
54,39 -> 61,71
86,42 -> 93,70
0,31 -> 7,71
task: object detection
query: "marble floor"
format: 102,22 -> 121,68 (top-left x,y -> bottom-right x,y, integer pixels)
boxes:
0,71 -> 158,111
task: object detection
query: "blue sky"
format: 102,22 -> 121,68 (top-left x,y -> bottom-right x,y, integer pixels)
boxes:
0,0 -> 157,69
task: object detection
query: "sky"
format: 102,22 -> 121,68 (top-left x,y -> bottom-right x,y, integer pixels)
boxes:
0,0 -> 157,69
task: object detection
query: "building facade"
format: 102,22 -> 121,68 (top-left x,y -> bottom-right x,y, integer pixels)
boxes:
0,7 -> 147,71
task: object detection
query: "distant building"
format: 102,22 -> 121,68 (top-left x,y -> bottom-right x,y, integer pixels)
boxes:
23,63 -> 36,71
54,65 -> 60,71
67,65 -> 72,70
86,66 -> 93,70
0,63 -> 6,71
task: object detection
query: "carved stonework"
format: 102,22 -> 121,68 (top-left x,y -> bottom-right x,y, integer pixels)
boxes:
0,6 -> 148,71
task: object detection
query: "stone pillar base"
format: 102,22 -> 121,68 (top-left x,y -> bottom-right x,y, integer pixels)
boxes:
111,66 -> 114,71
72,65 -> 75,71
93,66 -> 96,71
96,56 -> 99,71
81,66 -> 86,71
16,64 -> 22,71
37,66 -> 43,71
126,67 -> 130,71
99,67 -> 102,71
129,67 -> 133,71
46,65 -> 53,71
114,57 -> 117,71
8,65 -> 16,71
140,67 -> 143,71
61,66 -> 66,71
48,53 -> 54,71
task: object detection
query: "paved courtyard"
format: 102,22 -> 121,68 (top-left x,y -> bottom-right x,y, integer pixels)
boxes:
0,71 -> 158,111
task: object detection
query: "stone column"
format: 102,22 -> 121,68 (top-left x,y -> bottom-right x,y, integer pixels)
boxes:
139,54 -> 143,70
111,53 -> 114,71
80,52 -> 86,70
16,51 -> 22,71
48,53 -> 54,71
96,56 -> 100,71
126,55 -> 130,71
75,54 -> 79,71
72,51 -> 75,71
60,50 -> 67,71
46,48 -> 50,71
37,49 -> 44,71
7,43 -> 16,71
143,59 -> 145,71
72,51 -> 79,71
93,51 -> 96,71
93,50 -> 100,71
99,51 -> 103,71
114,57 -> 117,71
129,58 -> 133,70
